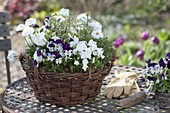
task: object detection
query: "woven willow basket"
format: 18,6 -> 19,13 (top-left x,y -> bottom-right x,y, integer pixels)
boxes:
156,92 -> 170,109
19,53 -> 113,106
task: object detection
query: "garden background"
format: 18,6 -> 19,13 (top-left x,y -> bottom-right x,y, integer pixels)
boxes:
0,0 -> 170,92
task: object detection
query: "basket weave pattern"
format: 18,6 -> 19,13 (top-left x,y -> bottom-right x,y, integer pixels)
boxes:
20,54 -> 112,106
156,92 -> 170,109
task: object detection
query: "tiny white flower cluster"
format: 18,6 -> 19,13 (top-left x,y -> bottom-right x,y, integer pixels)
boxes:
12,8 -> 113,73
7,50 -> 17,63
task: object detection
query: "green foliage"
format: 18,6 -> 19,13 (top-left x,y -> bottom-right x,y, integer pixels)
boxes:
152,78 -> 170,93
23,10 -> 115,73
114,29 -> 170,67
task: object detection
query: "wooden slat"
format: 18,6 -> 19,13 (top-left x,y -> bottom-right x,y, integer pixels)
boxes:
0,39 -> 11,51
0,12 -> 9,23
0,25 -> 10,37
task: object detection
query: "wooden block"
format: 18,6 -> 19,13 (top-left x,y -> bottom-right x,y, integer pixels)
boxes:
0,39 -> 11,51
0,25 -> 10,37
0,12 -> 9,23
115,92 -> 146,108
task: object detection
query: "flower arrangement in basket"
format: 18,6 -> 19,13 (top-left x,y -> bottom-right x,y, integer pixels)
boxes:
12,8 -> 116,106
144,53 -> 170,109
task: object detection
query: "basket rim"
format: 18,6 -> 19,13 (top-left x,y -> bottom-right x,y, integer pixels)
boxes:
20,53 -> 114,78
26,62 -> 112,79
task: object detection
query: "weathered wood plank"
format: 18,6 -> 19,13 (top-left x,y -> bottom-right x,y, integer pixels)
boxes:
0,25 -> 10,37
0,39 -> 11,51
0,12 -> 9,23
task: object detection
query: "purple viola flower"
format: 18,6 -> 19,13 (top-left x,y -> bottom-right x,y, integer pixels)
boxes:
161,73 -> 167,80
117,37 -> 124,45
159,59 -> 166,68
45,25 -> 51,29
151,36 -> 159,44
41,49 -> 47,58
136,49 -> 145,60
112,41 -> 120,48
48,43 -> 55,47
42,21 -> 45,25
37,50 -> 42,57
63,42 -> 72,50
146,59 -> 151,64
166,70 -> 169,75
167,60 -> 170,69
167,52 -> 170,59
55,39 -> 64,45
147,76 -> 157,82
45,16 -> 50,20
45,48 -> 50,53
148,62 -> 157,67
34,60 -> 38,68
33,24 -> 39,28
51,52 -> 61,59
141,31 -> 149,40
112,37 -> 124,49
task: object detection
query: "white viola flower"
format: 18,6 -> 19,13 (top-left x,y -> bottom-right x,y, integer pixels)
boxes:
47,53 -> 56,62
164,75 -> 168,80
31,32 -> 47,46
43,18 -> 50,26
41,49 -> 47,58
64,50 -> 72,57
25,36 -> 34,46
89,21 -> 102,31
76,13 -> 91,24
59,8 -> 70,17
7,50 -> 17,63
54,16 -> 66,22
93,50 -> 98,56
91,30 -> 104,39
149,66 -> 155,75
73,49 -> 78,55
154,64 -> 163,74
159,66 -> 163,74
163,58 -> 168,64
82,58 -> 89,71
70,36 -> 79,47
87,39 -> 97,51
97,48 -> 105,59
16,24 -> 26,31
48,47 -> 54,52
22,26 -> 34,37
74,61 -> 79,66
146,80 -> 154,86
80,48 -> 92,59
33,50 -> 43,63
56,58 -> 62,64
25,18 -> 36,26
75,41 -> 87,52
54,43 -> 63,52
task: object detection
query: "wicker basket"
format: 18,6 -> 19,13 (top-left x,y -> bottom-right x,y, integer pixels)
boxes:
156,92 -> 170,109
19,53 -> 113,106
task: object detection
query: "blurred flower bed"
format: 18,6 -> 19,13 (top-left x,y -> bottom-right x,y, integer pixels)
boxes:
1,0 -> 170,67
